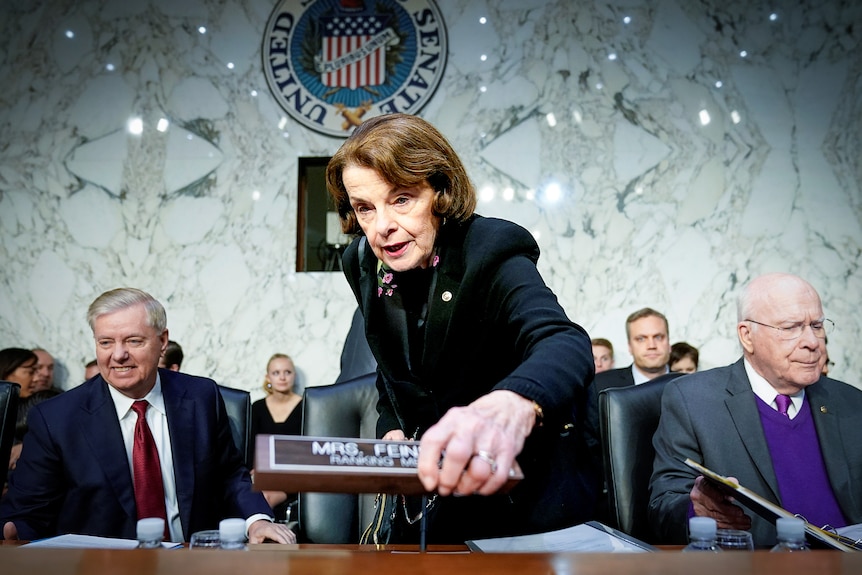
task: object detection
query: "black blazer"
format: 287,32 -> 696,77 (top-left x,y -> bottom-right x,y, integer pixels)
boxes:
342,215 -> 597,539
0,370 -> 271,541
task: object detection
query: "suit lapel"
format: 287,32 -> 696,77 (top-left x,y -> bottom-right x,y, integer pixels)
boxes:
806,381 -> 853,510
420,240 -> 463,380
80,379 -> 137,523
162,373 -> 196,539
723,360 -> 781,501
357,238 -> 412,373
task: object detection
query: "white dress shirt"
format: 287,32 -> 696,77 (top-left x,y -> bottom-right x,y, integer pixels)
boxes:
108,375 -> 183,541
744,358 -> 804,419
108,375 -> 271,542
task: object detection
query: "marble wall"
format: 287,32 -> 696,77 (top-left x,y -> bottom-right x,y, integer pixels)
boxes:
1,0 -> 859,396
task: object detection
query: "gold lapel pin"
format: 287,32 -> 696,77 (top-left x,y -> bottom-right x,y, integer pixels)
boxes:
820,406 -> 827,414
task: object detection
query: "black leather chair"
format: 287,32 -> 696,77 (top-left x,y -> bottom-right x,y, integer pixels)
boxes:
0,381 -> 21,489
217,385 -> 253,469
297,372 -> 379,543
334,307 -> 377,384
598,372 -> 686,543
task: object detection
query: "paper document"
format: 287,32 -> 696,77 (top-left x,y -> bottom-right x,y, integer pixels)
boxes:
466,521 -> 655,553
684,458 -> 860,551
25,533 -> 182,549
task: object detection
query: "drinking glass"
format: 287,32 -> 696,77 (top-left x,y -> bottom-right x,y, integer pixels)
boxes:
189,529 -> 221,549
716,529 -> 754,550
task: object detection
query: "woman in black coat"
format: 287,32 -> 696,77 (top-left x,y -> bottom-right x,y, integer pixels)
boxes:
326,113 -> 597,544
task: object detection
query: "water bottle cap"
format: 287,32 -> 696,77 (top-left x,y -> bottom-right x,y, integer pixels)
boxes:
776,517 -> 805,540
219,518 -> 246,542
137,517 -> 165,541
689,516 -> 717,539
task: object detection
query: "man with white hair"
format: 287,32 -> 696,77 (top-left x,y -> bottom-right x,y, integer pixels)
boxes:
2,288 -> 295,544
649,273 -> 862,547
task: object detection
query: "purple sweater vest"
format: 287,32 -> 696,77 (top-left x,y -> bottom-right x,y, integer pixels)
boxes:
757,397 -> 847,528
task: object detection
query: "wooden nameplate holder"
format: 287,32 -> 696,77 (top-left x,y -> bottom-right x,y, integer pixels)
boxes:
253,434 -> 523,495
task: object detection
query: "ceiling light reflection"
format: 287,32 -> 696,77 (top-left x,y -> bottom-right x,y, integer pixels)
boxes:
198,26 -> 207,34
127,117 -> 143,135
542,182 -> 562,204
479,186 -> 495,202
731,110 -> 741,124
699,109 -> 711,125
546,113 -> 557,127
65,30 -> 75,39
156,118 -> 170,132
502,187 -> 514,202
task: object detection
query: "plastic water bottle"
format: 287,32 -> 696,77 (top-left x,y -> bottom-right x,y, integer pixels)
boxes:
219,518 -> 248,550
682,517 -> 723,552
770,517 -> 810,552
136,518 -> 165,549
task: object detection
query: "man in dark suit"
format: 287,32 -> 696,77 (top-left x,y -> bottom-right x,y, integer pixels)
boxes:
1,288 -> 295,544
593,307 -> 671,394
649,273 -> 862,546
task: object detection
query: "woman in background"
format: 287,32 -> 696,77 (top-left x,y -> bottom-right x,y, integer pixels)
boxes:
669,341 -> 699,373
0,348 -> 38,400
250,353 -> 303,519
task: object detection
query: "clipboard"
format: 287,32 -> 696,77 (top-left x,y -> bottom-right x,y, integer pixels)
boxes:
684,458 -> 860,551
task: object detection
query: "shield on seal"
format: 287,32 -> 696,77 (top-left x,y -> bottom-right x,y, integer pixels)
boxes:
318,2 -> 395,90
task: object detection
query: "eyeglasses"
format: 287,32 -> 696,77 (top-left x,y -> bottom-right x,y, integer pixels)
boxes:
745,318 -> 834,341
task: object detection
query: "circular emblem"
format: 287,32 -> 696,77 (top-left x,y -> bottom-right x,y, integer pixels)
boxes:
263,0 -> 448,138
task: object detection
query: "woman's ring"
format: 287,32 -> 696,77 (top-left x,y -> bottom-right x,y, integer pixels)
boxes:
474,450 -> 498,474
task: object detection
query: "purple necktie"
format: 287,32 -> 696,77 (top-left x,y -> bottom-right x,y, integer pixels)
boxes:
775,394 -> 792,417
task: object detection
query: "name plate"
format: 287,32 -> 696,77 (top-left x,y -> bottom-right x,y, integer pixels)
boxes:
253,434 -> 523,495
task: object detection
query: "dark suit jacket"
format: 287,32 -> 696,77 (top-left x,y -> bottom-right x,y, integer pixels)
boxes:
0,370 -> 271,541
649,359 -> 862,546
593,366 -> 636,394
342,215 -> 597,540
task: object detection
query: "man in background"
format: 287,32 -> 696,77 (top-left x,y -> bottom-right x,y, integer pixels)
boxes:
31,348 -> 56,392
649,273 -> 862,546
593,308 -> 670,393
591,338 -> 614,374
159,340 -> 183,371
84,359 -> 99,381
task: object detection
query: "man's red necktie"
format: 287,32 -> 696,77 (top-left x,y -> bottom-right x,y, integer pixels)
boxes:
132,400 -> 168,536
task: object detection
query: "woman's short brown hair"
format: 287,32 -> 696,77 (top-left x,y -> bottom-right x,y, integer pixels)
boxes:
326,113 -> 477,235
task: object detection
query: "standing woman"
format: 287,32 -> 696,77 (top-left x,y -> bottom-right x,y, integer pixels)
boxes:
0,348 -> 38,400
326,113 -> 597,543
251,353 -> 303,517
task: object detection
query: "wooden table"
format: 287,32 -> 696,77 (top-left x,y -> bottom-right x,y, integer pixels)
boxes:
2,545 -> 861,575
